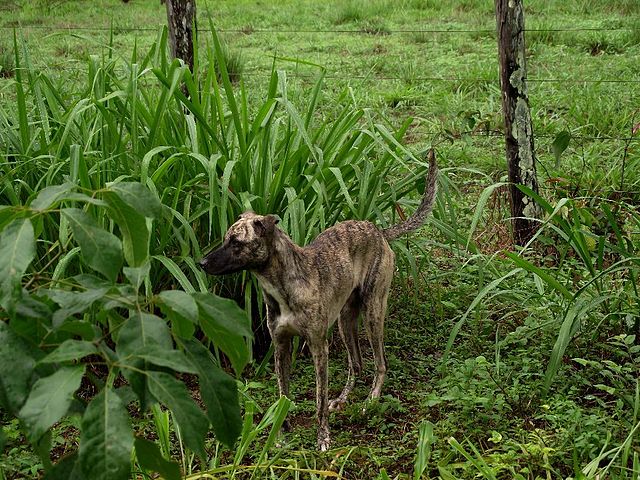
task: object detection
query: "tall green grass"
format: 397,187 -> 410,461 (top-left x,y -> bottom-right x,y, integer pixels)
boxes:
0,27 -> 432,297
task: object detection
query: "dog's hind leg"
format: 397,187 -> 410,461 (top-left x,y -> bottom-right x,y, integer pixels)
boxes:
362,261 -> 393,401
363,296 -> 388,400
329,290 -> 362,411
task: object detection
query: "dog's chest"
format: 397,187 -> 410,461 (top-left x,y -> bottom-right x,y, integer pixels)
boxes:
260,279 -> 301,335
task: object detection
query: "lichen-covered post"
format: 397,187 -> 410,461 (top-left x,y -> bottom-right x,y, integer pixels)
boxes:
164,0 -> 196,72
495,0 -> 541,245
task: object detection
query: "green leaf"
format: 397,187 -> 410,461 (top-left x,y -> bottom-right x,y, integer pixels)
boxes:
551,130 -> 571,167
182,340 -> 241,449
193,293 -> 252,375
49,287 -> 111,327
116,312 -> 172,408
79,388 -> 133,480
0,218 -> 35,307
133,345 -> 198,374
158,290 -> 198,339
134,437 -> 181,480
505,252 -> 572,300
56,320 -> 101,341
116,313 -> 173,358
0,322 -> 37,414
40,340 -> 98,364
147,371 -> 209,460
123,261 -> 150,292
466,182 -> 508,249
30,183 -> 76,211
153,255 -> 196,293
441,268 -> 524,366
193,293 -> 252,338
19,366 -> 85,441
62,208 -> 123,282
43,452 -> 83,480
103,192 -> 150,267
544,296 -> 610,391
413,421 -> 435,480
106,182 -> 162,219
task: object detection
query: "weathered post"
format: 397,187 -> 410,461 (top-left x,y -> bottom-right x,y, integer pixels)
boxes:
495,0 -> 540,245
164,0 -> 196,72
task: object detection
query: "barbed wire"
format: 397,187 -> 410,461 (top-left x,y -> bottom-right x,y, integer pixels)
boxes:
0,24 -> 637,34
241,70 -> 640,84
17,62 -> 639,85
2,23 -> 638,144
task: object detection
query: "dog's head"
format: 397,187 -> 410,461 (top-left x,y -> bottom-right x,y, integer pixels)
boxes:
198,212 -> 280,275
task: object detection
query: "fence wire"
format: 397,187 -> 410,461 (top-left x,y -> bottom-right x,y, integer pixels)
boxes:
1,23 -> 638,144
0,24 -> 638,34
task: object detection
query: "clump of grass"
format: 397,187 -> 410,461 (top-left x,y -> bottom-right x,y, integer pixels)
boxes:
574,31 -> 628,54
333,0 -> 392,25
626,23 -> 640,46
0,44 -> 15,78
400,0 -> 442,11
333,2 -> 367,24
411,31 -> 432,44
383,87 -> 420,108
360,19 -> 391,36
215,40 -> 244,83
527,25 -> 560,47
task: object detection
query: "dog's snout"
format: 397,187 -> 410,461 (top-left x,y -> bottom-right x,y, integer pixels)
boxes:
197,258 -> 207,270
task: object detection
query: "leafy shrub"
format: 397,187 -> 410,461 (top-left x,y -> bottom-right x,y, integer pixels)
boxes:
0,182 -> 249,480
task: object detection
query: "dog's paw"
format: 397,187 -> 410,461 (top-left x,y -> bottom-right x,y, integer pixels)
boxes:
328,398 -> 346,411
317,431 -> 331,452
317,438 -> 331,452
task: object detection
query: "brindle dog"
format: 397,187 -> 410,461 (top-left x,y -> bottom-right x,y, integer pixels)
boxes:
199,151 -> 438,451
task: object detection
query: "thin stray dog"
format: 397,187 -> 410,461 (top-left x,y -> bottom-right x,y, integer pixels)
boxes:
198,151 -> 438,451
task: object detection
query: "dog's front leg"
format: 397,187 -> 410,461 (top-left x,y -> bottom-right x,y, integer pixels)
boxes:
273,334 -> 292,399
308,337 -> 330,451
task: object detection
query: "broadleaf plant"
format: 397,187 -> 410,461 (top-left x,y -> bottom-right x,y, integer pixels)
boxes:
0,182 -> 251,478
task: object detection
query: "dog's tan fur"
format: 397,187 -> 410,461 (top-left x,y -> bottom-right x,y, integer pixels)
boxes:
199,151 -> 438,451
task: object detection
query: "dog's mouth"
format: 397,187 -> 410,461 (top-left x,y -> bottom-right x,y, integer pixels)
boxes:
198,247 -> 247,276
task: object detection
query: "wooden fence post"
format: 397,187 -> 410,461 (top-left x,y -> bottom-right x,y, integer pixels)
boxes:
164,0 -> 196,72
495,0 -> 541,246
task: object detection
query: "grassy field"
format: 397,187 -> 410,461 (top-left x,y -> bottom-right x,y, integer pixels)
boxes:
1,0 -> 639,479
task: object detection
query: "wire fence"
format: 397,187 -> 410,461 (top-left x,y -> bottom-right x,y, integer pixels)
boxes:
2,23 -> 638,83
2,22 -> 639,147
1,24 -> 638,33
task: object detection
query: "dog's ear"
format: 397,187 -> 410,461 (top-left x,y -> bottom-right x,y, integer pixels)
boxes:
252,215 -> 279,236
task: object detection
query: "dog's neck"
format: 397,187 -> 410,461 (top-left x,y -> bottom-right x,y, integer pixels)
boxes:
253,229 -> 308,301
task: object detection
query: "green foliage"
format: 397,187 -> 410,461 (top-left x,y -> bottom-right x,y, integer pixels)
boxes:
1,0 -> 640,478
134,437 -> 181,480
0,22 -> 432,479
79,389 -> 133,480
0,180 -> 251,478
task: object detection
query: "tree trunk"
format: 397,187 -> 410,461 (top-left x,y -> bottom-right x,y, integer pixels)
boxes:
495,0 -> 540,246
164,0 -> 196,72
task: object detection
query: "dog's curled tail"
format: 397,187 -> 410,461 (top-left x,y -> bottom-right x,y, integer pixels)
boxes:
383,149 -> 438,241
